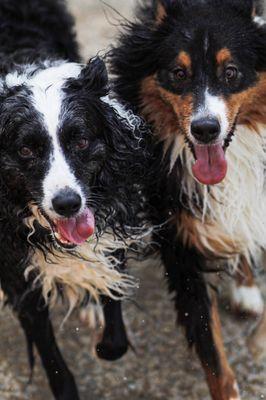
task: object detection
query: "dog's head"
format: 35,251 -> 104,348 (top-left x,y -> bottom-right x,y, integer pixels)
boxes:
0,58 -> 146,249
112,0 -> 266,185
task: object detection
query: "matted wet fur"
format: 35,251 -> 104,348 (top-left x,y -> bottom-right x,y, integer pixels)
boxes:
25,204 -> 137,310
111,1 -> 266,399
0,1 -> 151,399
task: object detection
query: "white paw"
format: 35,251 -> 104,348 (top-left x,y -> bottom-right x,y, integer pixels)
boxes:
230,283 -> 264,317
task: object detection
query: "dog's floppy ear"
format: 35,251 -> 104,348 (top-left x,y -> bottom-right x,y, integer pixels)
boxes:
79,57 -> 108,95
72,57 -> 109,97
253,18 -> 266,70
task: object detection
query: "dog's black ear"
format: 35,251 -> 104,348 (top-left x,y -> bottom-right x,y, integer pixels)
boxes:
77,57 -> 109,96
229,0 -> 255,17
250,1 -> 266,69
253,21 -> 266,70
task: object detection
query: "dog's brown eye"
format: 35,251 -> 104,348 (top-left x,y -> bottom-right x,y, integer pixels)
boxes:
75,138 -> 89,150
173,68 -> 187,81
225,66 -> 238,81
18,146 -> 33,158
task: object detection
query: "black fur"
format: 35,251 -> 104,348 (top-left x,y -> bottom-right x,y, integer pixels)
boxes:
0,0 -> 79,68
96,297 -> 129,361
96,249 -> 130,362
0,1 -> 150,399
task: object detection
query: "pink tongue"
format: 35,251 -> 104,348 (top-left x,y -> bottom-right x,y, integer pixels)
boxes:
192,143 -> 227,185
56,208 -> 95,245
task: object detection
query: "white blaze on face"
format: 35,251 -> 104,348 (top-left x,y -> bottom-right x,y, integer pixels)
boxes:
28,62 -> 85,219
190,89 -> 229,142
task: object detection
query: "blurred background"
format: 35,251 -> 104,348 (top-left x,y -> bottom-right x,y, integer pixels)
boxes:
0,1 -> 265,399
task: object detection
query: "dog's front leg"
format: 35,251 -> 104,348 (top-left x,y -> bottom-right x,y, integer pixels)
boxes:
18,293 -> 80,400
96,249 -> 129,360
161,227 -> 240,400
96,297 -> 129,361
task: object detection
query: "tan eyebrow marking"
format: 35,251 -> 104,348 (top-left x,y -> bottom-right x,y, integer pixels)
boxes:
156,3 -> 166,23
216,48 -> 232,65
176,51 -> 192,70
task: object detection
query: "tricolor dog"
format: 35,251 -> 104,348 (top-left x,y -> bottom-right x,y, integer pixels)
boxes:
111,0 -> 266,399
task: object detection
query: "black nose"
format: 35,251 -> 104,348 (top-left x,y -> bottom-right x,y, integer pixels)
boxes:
191,118 -> 220,143
52,190 -> 82,218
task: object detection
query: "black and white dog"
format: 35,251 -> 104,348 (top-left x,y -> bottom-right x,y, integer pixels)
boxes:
0,0 -> 149,399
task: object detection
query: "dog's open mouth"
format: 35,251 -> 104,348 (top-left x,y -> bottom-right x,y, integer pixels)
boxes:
189,128 -> 235,186
43,208 -> 95,249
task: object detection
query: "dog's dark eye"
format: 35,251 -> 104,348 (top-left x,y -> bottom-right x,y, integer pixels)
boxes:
75,138 -> 89,151
225,66 -> 238,81
173,67 -> 187,81
18,146 -> 33,158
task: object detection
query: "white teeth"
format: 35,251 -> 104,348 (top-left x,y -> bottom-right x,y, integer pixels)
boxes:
54,228 -> 72,246
37,208 -> 75,248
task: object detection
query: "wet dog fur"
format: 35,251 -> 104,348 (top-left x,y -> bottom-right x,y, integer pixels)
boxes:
0,0 -> 150,398
110,1 -> 266,399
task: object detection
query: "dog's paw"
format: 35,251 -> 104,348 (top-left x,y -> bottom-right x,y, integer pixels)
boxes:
230,283 -> 264,318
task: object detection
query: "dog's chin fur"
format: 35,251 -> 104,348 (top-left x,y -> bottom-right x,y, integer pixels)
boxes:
168,124 -> 266,270
23,204 -> 139,321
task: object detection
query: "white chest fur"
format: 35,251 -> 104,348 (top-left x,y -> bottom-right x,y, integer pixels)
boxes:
171,124 -> 266,268
24,205 -> 137,318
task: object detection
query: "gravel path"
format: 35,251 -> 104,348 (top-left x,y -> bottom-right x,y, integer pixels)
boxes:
0,1 -> 265,399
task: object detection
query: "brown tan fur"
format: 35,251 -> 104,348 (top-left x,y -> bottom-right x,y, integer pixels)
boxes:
216,48 -> 232,65
234,256 -> 256,287
178,210 -> 240,259
215,51 -> 266,133
158,87 -> 193,136
141,75 -> 179,141
155,1 -> 167,25
214,73 -> 266,134
141,76 -> 193,142
204,296 -> 240,400
223,84 -> 263,134
238,72 -> 266,131
177,51 -> 192,71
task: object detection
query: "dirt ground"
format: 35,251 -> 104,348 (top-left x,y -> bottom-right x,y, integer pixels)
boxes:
0,1 -> 265,399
